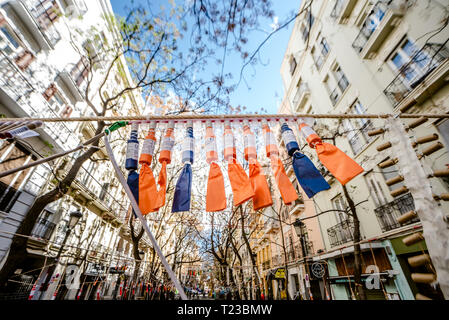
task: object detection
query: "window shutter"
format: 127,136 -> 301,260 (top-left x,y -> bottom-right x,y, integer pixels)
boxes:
0,12 -> 6,27
14,50 -> 35,71
60,105 -> 73,118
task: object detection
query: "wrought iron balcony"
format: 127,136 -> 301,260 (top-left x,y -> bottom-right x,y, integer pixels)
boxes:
0,51 -> 75,149
327,219 -> 354,247
7,0 -> 61,50
352,1 -> 403,58
374,193 -> 417,232
384,43 -> 449,107
31,217 -> 56,240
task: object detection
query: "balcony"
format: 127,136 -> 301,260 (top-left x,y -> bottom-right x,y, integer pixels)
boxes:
30,217 -> 56,240
327,220 -> 354,247
374,193 -> 417,232
384,43 -> 449,111
264,220 -> 280,234
56,71 -> 85,102
8,0 -> 61,51
291,82 -> 310,112
288,197 -> 304,216
352,1 -> 404,59
331,0 -> 358,24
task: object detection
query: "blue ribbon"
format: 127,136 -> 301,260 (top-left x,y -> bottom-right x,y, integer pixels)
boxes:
172,163 -> 192,212
292,152 -> 330,198
127,170 -> 139,217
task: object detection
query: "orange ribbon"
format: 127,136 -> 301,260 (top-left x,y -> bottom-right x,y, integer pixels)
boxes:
139,163 -> 157,214
228,160 -> 255,206
315,142 -> 364,185
270,156 -> 298,205
249,161 -> 273,210
206,162 -> 227,212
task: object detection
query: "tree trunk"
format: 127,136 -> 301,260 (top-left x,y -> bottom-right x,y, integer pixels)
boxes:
238,206 -> 261,300
342,184 -> 366,300
0,122 -> 105,291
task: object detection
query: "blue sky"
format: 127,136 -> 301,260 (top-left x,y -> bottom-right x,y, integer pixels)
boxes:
109,0 -> 301,114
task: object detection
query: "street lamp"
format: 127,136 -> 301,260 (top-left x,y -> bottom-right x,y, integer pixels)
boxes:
68,209 -> 83,230
293,218 -> 311,300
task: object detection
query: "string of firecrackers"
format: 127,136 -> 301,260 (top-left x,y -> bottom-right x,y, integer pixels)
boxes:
119,117 -> 364,215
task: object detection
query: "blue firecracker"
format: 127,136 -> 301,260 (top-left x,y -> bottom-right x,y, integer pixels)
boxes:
172,123 -> 194,212
281,123 -> 300,156
125,122 -> 139,170
281,123 -> 330,198
127,170 -> 139,217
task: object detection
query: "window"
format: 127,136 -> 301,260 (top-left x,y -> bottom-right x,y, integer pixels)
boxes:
380,161 -> 404,192
313,37 -> 330,70
332,195 -> 347,223
388,39 -> 431,86
334,66 -> 349,92
33,0 -> 60,29
320,38 -> 330,57
48,91 -> 66,113
300,10 -> 314,42
351,100 -> 374,142
437,119 -> 449,149
289,56 -> 297,75
326,63 -> 350,106
0,26 -> 19,54
343,119 -> 364,155
71,58 -> 89,86
365,172 -> 388,207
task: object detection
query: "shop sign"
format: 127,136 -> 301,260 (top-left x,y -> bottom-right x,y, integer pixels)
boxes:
275,268 -> 285,279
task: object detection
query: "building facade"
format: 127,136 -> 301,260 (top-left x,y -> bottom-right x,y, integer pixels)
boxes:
279,0 -> 449,300
0,0 -> 179,300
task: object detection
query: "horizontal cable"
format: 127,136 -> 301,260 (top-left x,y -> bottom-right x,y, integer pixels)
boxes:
0,113 -> 448,123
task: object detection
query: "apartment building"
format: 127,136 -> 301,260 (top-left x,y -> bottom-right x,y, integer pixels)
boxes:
0,0 -> 151,300
279,0 -> 449,300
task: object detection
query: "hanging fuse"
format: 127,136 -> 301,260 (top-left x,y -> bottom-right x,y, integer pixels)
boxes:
262,120 -> 279,158
125,122 -> 139,171
298,122 -> 322,148
139,122 -> 157,165
223,121 -> 236,162
182,122 -> 194,164
281,122 -> 300,156
243,121 -> 257,163
159,121 -> 175,164
205,121 -> 218,164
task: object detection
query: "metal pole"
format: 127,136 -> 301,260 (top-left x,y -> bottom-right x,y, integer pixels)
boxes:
104,134 -> 187,300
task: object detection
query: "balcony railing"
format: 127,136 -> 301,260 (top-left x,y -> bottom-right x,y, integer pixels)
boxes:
327,219 -> 354,247
31,217 -> 56,240
0,51 -> 76,149
374,193 -> 417,232
352,1 -> 389,53
384,43 -> 449,107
